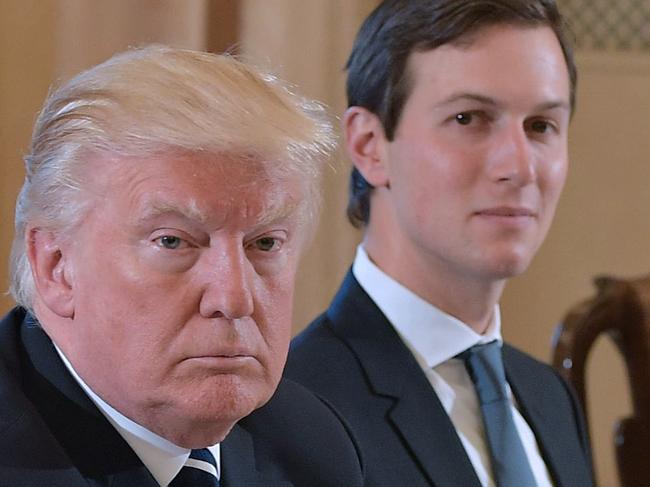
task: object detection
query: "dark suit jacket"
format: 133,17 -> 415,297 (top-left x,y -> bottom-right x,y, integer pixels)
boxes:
285,271 -> 594,487
0,307 -> 364,487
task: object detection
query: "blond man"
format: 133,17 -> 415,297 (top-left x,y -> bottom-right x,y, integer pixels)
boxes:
1,46 -> 363,487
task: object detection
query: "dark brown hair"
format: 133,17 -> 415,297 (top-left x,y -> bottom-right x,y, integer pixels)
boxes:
345,0 -> 577,227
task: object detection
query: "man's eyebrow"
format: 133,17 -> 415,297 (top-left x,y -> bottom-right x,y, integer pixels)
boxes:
255,199 -> 302,227
136,198 -> 302,230
436,92 -> 500,108
436,92 -> 570,112
534,100 -> 571,112
135,200 -> 208,225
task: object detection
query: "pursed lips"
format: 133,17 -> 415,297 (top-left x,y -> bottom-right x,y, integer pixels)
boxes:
183,352 -> 258,371
190,349 -> 255,359
183,344 -> 257,362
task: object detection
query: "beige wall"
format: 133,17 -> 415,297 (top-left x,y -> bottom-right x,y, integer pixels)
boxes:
500,51 -> 650,487
52,0 -> 208,80
239,0 -> 377,330
0,0 -> 222,314
1,2 -> 646,486
0,1 -> 58,314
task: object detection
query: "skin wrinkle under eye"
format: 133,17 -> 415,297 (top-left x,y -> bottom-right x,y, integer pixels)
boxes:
136,192 -> 300,255
144,217 -> 295,284
147,230 -> 291,281
146,209 -> 292,257
155,231 -> 288,254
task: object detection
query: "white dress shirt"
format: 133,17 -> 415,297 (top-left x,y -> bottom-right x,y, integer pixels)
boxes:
353,245 -> 553,487
55,346 -> 220,487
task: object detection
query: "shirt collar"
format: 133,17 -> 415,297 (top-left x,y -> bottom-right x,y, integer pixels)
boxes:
352,245 -> 502,368
54,345 -> 220,486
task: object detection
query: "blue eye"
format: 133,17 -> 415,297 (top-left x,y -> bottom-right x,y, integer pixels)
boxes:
254,237 -> 278,252
156,235 -> 183,249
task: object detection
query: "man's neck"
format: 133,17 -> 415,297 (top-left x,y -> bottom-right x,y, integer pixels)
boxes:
363,238 -> 505,335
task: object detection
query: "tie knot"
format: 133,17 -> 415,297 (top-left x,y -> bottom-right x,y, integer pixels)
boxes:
169,448 -> 219,487
189,448 -> 217,467
457,341 -> 507,404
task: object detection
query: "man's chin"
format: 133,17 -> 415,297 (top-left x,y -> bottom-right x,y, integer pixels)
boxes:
481,251 -> 535,280
167,422 -> 236,449
161,398 -> 259,448
145,377 -> 276,446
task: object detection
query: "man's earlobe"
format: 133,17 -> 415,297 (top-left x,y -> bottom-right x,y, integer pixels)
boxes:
343,107 -> 390,187
27,228 -> 75,318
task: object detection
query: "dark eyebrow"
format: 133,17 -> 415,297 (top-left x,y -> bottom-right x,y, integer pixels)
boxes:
436,93 -> 500,108
436,92 -> 570,113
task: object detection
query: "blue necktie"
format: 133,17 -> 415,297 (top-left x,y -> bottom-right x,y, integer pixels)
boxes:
169,448 -> 220,487
458,342 -> 537,487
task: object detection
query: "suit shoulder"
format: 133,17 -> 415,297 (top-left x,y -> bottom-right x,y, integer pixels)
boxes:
502,343 -> 548,368
286,313 -> 365,393
503,343 -> 579,400
503,343 -> 594,483
503,343 -> 567,387
0,310 -> 91,486
290,311 -> 336,351
246,378 -> 359,445
0,308 -> 31,434
235,378 -> 364,486
504,344 -> 591,442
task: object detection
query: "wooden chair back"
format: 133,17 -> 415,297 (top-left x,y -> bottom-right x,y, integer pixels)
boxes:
552,275 -> 650,487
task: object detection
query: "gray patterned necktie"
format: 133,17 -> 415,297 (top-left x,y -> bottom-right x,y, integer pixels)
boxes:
458,341 -> 537,487
169,448 -> 220,487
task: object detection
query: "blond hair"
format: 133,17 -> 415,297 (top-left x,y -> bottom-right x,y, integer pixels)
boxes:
10,45 -> 335,310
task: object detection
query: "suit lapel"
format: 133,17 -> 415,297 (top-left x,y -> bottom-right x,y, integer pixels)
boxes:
221,424 -> 293,487
327,272 -> 482,487
20,314 -> 159,486
504,345 -> 586,487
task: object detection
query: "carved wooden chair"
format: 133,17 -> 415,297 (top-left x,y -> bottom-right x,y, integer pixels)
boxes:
552,275 -> 650,487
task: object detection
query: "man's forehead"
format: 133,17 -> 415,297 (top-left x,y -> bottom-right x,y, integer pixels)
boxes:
410,24 -> 558,62
405,25 -> 570,104
88,150 -> 296,192
86,151 -> 306,227
132,180 -> 303,228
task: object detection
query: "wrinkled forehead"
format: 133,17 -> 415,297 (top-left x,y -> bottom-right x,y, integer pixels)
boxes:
81,148 -> 308,191
81,149 -> 310,225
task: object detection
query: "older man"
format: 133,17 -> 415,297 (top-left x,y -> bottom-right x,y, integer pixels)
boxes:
0,46 -> 363,487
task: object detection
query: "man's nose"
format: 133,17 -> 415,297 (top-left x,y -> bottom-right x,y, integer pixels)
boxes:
488,123 -> 536,187
198,244 -> 255,320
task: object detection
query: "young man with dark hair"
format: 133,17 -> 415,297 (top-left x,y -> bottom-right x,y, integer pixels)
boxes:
285,1 -> 593,486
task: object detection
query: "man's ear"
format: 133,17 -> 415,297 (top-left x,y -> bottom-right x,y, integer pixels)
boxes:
27,228 -> 75,318
343,106 -> 390,188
